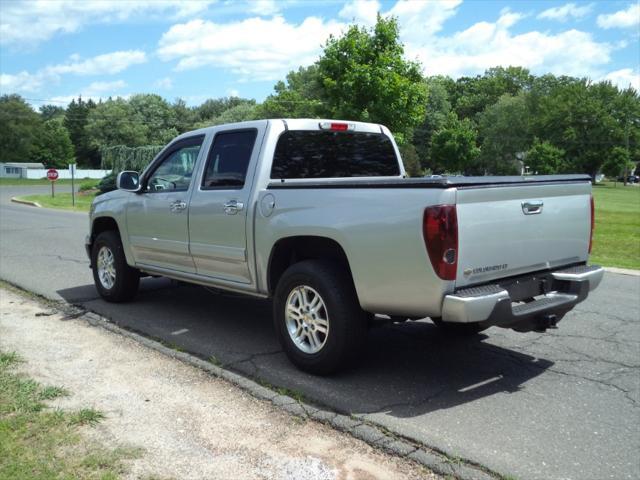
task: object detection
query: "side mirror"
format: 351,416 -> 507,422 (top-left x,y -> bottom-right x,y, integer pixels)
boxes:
116,171 -> 141,192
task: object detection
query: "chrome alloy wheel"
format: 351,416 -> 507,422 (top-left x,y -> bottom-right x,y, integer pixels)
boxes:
285,285 -> 330,354
97,246 -> 116,290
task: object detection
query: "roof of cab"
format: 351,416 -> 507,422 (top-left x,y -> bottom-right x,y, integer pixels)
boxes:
176,118 -> 386,140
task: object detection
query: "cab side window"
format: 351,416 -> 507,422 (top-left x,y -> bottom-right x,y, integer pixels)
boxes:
202,130 -> 258,189
146,136 -> 204,192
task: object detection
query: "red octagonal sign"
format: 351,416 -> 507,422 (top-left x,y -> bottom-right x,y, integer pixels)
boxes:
47,168 -> 59,181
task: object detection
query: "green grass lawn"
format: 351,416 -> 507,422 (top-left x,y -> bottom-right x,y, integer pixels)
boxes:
591,183 -> 640,270
0,178 -> 99,187
16,192 -> 96,212
0,351 -> 141,479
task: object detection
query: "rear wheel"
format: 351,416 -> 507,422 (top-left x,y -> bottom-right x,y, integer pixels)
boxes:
431,317 -> 488,336
91,230 -> 139,302
273,260 -> 367,375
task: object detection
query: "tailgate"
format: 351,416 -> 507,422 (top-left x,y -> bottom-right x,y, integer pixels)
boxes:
455,181 -> 592,288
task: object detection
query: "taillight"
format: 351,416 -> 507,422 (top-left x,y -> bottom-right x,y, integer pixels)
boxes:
423,205 -> 458,281
318,121 -> 353,131
589,194 -> 595,254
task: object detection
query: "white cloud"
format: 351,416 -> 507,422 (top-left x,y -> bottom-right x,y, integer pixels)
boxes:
45,93 -> 131,107
387,0 -> 461,43
84,80 -> 127,94
0,71 -> 45,93
0,0 -> 216,47
0,51 -> 146,94
597,4 -> 640,29
154,77 -> 174,90
156,1 -> 462,81
247,0 -> 280,16
46,50 -> 147,76
537,3 -> 593,22
602,68 -> 640,91
157,16 -> 345,81
339,0 -> 381,26
401,8 -> 613,79
154,1 -> 620,88
227,89 -> 240,97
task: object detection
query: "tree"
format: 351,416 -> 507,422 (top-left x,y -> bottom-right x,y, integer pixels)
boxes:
398,143 -> 422,177
196,96 -> 256,121
530,80 -> 619,177
194,103 -> 257,129
256,66 -> 326,119
129,94 -> 178,144
39,104 -> 65,121
0,94 -> 41,163
430,113 -> 480,173
64,96 -> 99,167
414,76 -> 452,168
32,118 -> 74,168
85,98 -> 147,148
609,86 -> 640,185
525,139 -> 564,175
317,15 -> 427,143
478,93 -> 530,174
449,66 -> 533,121
172,98 -> 197,133
602,146 -> 633,184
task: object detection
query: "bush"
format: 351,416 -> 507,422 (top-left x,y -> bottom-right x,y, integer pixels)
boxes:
78,180 -> 99,192
98,173 -> 117,194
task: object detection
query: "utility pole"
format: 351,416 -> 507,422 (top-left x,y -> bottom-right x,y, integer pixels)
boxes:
623,118 -> 629,187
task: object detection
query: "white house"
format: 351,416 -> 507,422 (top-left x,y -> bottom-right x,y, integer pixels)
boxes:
0,162 -> 111,179
0,162 -> 45,178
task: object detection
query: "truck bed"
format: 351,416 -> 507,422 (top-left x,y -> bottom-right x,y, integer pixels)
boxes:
267,174 -> 592,189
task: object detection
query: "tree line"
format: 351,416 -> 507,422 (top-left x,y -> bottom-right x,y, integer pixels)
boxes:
1,16 -> 638,179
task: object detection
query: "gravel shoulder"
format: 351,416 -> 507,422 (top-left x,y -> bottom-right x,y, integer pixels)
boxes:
0,287 -> 437,480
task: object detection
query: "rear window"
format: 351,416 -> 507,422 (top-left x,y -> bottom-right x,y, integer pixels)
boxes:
271,131 -> 400,179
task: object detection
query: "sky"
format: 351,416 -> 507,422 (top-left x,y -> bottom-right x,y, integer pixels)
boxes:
1,0 -> 638,109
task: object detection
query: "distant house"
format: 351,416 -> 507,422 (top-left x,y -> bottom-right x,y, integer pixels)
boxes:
0,162 -> 45,178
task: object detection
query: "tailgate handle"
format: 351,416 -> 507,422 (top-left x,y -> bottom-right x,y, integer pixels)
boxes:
522,200 -> 543,215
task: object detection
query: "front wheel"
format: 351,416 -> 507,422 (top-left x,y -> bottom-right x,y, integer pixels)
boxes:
91,230 -> 139,302
273,260 -> 367,375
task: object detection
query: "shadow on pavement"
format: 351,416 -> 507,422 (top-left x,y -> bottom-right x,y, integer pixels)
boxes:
58,278 -> 554,418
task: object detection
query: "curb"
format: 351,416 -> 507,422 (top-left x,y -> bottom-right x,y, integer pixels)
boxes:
604,266 -> 640,277
11,196 -> 41,208
77,310 -> 499,480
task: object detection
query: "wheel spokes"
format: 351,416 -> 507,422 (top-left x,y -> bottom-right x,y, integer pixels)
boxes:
284,285 -> 330,354
96,246 -> 116,289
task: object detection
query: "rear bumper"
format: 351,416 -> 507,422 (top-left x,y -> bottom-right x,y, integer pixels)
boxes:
441,265 -> 604,330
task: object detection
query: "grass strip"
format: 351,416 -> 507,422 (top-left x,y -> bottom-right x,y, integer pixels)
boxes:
591,183 -> 640,270
0,350 -> 141,480
0,178 -> 100,187
15,193 -> 96,212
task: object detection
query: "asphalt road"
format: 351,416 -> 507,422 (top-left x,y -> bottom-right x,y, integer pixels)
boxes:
1,184 -> 639,480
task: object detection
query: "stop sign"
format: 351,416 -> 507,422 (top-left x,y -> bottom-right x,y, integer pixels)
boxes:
47,168 -> 59,181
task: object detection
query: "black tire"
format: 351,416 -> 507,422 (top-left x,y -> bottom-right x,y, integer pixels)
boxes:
273,260 -> 367,375
91,230 -> 139,303
431,317 -> 488,336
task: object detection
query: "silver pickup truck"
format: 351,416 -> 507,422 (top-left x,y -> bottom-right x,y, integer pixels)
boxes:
86,119 -> 604,374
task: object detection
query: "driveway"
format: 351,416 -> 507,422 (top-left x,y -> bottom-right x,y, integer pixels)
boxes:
1,185 -> 639,480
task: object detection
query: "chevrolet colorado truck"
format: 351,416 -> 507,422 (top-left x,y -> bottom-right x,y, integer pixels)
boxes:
86,119 -> 604,374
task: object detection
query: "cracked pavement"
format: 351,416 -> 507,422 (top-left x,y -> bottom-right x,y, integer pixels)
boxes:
1,185 -> 639,480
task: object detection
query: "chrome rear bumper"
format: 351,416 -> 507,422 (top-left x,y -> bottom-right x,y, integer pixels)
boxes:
441,265 -> 604,329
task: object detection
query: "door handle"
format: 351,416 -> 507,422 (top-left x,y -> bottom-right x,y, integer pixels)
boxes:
169,200 -> 187,213
223,200 -> 244,215
522,200 -> 543,215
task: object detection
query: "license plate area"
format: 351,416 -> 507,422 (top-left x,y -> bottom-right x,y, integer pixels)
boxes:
499,273 -> 555,302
